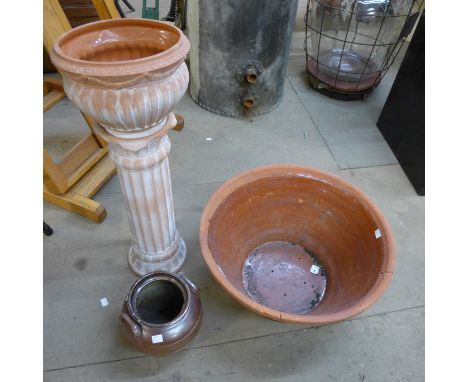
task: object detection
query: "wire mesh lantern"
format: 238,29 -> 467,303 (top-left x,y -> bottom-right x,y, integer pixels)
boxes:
305,0 -> 424,99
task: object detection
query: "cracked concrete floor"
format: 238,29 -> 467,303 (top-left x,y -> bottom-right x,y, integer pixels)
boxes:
44,31 -> 424,381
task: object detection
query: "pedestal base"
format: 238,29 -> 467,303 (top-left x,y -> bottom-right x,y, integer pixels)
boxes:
128,236 -> 187,276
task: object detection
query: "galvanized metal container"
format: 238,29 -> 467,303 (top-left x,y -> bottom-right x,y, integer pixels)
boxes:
187,0 -> 299,118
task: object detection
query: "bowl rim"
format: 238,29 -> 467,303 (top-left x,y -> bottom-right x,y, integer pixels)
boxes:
199,164 -> 396,325
50,18 -> 189,77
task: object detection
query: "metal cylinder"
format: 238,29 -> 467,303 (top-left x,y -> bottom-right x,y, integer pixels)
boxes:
187,0 -> 299,118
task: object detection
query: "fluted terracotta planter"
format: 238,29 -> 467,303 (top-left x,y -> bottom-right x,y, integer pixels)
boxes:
51,19 -> 190,275
200,165 -> 396,325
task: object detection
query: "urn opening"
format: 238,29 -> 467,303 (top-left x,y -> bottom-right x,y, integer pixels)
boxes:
134,279 -> 186,325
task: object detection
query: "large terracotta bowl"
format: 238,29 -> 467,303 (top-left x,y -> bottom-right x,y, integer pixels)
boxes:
199,165 -> 395,325
50,19 -> 189,136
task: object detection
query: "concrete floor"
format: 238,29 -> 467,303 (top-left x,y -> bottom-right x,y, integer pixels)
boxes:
43,10 -> 424,381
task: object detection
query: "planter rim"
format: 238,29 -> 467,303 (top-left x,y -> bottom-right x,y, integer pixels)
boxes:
50,18 -> 189,78
199,164 -> 396,325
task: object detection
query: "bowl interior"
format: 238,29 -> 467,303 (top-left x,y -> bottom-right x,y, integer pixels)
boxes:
57,20 -> 180,62
133,279 -> 185,325
206,172 -> 392,319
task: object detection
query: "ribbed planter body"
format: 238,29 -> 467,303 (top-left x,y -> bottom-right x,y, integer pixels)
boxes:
62,63 -> 188,134
51,19 -> 190,275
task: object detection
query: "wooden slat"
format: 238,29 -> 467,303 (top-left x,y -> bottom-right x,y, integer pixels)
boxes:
70,154 -> 116,197
91,0 -> 112,19
103,0 -> 121,19
68,16 -> 101,27
43,0 -> 72,53
43,90 -> 65,112
92,0 -> 121,20
61,6 -> 98,18
58,134 -> 101,177
43,150 -> 68,194
44,187 -> 107,223
60,0 -> 96,6
65,147 -> 109,187
44,77 -> 64,92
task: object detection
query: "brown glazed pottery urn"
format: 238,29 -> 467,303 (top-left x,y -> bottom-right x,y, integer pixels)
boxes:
120,272 -> 202,356
199,165 -> 395,325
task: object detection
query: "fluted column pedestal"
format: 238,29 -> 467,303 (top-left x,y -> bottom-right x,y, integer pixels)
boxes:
94,113 -> 186,275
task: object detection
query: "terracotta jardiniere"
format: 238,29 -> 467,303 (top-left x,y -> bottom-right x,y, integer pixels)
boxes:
50,19 -> 190,275
199,165 -> 395,325
120,271 -> 202,356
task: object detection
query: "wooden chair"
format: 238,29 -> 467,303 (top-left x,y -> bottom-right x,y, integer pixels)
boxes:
43,0 -> 116,223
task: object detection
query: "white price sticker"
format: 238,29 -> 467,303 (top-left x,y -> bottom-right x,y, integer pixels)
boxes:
152,334 -> 164,344
310,265 -> 320,275
100,297 -> 109,308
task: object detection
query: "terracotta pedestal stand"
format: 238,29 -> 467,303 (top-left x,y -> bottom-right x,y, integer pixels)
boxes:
51,19 -> 190,275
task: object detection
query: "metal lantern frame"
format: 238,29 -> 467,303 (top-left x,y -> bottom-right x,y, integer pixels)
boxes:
305,0 -> 424,99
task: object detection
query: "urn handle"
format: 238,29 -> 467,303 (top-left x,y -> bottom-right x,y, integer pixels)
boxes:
120,312 -> 141,338
179,272 -> 200,297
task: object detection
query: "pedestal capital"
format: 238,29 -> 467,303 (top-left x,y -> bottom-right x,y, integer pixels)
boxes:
93,113 -> 178,171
